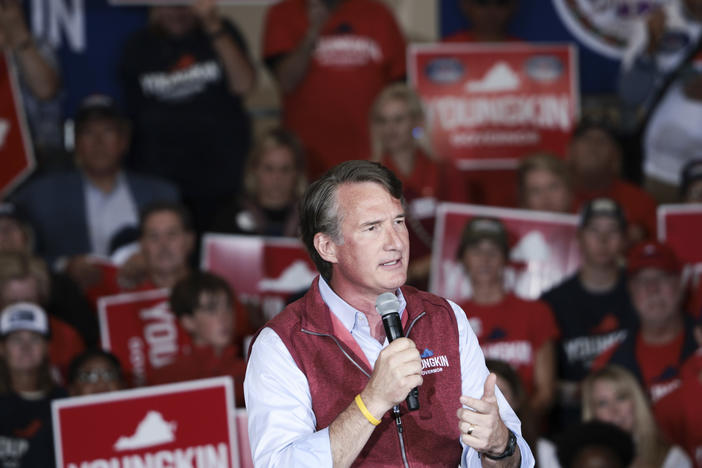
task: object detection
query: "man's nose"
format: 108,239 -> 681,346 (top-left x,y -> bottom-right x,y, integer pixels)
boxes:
384,223 -> 404,249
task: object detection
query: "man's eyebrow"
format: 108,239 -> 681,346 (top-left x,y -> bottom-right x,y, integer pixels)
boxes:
360,219 -> 382,228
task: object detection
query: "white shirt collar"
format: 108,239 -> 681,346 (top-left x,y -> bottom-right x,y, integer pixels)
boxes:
317,276 -> 407,333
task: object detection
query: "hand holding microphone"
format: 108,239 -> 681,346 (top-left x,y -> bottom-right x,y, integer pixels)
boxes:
375,292 -> 421,411
358,293 -> 422,420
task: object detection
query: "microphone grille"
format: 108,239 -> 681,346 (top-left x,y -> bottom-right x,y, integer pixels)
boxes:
375,292 -> 400,317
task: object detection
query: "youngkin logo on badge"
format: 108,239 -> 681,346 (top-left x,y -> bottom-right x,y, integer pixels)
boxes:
421,349 -> 450,375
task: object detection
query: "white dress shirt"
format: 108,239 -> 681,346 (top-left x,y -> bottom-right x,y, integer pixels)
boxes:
245,277 -> 535,467
83,171 -> 138,256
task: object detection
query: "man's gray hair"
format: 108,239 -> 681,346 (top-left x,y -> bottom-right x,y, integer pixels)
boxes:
300,160 -> 404,282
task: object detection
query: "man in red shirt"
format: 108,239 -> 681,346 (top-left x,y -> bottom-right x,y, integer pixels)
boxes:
568,118 -> 658,245
150,271 -> 246,407
456,217 -> 558,421
443,0 -> 519,43
263,0 -> 406,180
597,241 -> 698,418
654,348 -> 702,466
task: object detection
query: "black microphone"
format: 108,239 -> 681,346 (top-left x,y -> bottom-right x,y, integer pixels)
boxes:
375,292 -> 420,411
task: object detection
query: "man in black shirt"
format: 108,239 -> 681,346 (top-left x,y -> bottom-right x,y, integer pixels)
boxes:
120,0 -> 256,232
541,197 -> 639,430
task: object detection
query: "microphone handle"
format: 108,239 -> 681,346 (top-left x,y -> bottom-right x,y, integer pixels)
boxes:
381,313 -> 420,412
406,387 -> 420,411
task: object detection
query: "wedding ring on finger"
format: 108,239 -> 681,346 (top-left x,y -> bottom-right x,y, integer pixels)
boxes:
466,423 -> 475,436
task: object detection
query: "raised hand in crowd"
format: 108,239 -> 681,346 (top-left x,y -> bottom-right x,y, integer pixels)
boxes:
0,0 -> 28,49
64,255 -> 104,290
0,0 -> 59,100
307,0 -> 333,36
270,0 -> 335,93
645,7 -> 667,55
116,250 -> 149,291
191,0 -> 255,95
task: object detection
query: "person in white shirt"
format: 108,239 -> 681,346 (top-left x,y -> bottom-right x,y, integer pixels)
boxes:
245,160 -> 534,467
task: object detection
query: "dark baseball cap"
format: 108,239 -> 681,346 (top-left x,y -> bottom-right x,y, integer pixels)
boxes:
571,115 -> 621,145
456,217 -> 509,258
578,197 -> 627,231
74,94 -> 126,131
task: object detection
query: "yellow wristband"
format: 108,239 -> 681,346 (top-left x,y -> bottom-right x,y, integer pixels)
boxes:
355,394 -> 381,426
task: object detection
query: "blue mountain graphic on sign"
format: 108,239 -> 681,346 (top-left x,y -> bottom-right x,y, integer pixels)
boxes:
421,349 -> 434,358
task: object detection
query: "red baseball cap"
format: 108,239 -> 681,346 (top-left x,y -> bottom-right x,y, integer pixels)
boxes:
627,241 -> 681,276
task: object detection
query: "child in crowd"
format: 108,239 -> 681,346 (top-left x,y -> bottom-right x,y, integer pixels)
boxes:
150,271 -> 246,407
68,349 -> 126,396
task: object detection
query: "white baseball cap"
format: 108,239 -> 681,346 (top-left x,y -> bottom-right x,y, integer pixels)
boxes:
0,302 -> 50,338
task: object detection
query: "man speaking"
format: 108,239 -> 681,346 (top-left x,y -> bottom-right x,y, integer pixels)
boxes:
244,161 -> 533,467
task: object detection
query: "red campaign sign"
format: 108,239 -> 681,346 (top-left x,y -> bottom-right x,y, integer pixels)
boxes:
201,234 -> 317,322
99,289 -> 192,387
234,409 -> 252,468
658,204 -> 702,289
409,43 -> 578,170
0,52 -> 35,197
430,203 -> 581,301
52,377 -> 240,468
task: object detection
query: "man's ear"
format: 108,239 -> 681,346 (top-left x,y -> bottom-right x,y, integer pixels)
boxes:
314,232 -> 338,264
184,232 -> 195,254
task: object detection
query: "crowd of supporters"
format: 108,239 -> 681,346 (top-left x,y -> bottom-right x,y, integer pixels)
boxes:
1,0 -> 702,466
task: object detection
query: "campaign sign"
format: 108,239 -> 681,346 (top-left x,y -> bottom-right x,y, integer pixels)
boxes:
409,43 -> 578,170
99,289 -> 192,387
658,204 -> 702,287
201,234 -> 317,324
430,203 -> 580,300
0,52 -> 35,197
234,409 -> 252,468
82,257 -> 122,308
53,377 -> 239,468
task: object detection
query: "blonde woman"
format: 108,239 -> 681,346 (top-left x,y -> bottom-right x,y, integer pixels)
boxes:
211,127 -> 306,238
369,83 -> 464,286
582,365 -> 691,468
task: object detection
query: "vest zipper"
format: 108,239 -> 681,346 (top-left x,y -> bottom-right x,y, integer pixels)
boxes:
405,311 -> 426,337
301,329 -> 371,377
393,406 -> 410,468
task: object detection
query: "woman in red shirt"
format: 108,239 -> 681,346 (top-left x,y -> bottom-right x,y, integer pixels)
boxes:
369,84 -> 462,287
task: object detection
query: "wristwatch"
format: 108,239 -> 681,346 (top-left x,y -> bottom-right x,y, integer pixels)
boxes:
483,429 -> 517,460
